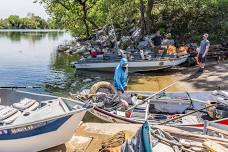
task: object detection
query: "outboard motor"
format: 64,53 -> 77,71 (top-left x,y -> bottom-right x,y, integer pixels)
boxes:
216,104 -> 228,119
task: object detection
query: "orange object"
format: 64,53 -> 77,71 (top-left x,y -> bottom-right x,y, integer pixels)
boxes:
167,45 -> 177,55
125,111 -> 132,118
195,53 -> 199,65
178,46 -> 188,53
107,146 -> 121,152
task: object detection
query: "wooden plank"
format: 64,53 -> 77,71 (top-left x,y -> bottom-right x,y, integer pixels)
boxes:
203,140 -> 228,152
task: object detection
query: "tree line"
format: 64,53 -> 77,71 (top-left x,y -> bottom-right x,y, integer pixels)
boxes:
38,0 -> 227,43
0,13 -> 59,29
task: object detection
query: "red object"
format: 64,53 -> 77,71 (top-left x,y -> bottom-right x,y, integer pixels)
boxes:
125,111 -> 132,118
93,107 -> 228,127
90,50 -> 97,58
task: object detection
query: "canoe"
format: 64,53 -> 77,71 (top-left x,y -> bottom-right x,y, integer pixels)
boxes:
88,90 -> 228,127
74,54 -> 189,72
0,89 -> 89,152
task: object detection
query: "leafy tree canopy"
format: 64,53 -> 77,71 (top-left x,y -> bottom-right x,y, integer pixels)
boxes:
38,0 -> 228,43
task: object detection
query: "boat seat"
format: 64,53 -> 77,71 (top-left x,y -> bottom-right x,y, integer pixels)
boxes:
58,98 -> 70,113
13,98 -> 39,111
0,106 -> 21,124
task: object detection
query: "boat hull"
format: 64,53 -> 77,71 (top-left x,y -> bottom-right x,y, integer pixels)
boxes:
75,55 -> 189,72
90,107 -> 228,127
0,110 -> 86,152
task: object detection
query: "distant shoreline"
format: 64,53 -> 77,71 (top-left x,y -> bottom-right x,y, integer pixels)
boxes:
0,29 -> 65,32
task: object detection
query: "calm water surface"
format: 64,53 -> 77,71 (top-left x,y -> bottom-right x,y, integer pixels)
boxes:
0,31 -> 85,95
0,31 -> 177,96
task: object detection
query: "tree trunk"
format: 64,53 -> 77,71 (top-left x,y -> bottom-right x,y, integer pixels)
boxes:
140,0 -> 146,36
146,0 -> 154,34
82,2 -> 90,37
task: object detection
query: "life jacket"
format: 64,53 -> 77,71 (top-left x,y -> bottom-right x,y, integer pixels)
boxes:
167,45 -> 177,55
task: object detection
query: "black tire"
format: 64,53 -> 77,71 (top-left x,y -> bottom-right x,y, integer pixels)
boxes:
89,81 -> 117,94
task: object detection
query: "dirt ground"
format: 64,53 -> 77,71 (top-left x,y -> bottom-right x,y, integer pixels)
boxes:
42,61 -> 228,152
128,61 -> 228,92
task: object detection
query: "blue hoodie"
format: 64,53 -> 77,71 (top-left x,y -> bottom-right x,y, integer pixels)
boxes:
114,58 -> 128,91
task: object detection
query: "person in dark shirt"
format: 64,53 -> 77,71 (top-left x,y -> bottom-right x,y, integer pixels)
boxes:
151,31 -> 163,47
150,30 -> 163,57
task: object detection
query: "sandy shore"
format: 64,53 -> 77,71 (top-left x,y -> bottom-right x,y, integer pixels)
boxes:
128,61 -> 228,92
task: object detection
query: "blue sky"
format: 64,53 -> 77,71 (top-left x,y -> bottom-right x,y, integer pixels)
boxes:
0,0 -> 49,19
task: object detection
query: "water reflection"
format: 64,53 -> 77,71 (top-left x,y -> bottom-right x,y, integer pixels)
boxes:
0,31 -> 75,95
45,52 -> 81,95
0,31 -> 64,42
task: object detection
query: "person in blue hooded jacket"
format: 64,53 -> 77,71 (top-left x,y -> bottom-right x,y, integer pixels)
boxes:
114,58 -> 128,93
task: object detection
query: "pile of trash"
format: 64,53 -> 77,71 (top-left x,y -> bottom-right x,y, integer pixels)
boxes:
57,25 -> 123,55
57,25 -> 178,56
207,42 -> 228,60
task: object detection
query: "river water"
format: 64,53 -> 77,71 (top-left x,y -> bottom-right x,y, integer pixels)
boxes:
0,31 -> 178,97
0,31 -> 84,95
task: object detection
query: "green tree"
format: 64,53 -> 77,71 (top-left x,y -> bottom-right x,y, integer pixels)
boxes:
8,15 -> 21,28
38,0 -> 228,42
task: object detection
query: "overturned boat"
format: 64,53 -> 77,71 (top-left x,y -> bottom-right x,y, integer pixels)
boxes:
77,82 -> 228,127
0,89 -> 89,152
74,51 -> 189,73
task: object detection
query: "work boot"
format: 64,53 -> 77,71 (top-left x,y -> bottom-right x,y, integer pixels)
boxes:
197,68 -> 204,73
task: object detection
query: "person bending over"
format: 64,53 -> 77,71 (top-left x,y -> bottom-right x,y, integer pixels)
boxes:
114,58 -> 128,93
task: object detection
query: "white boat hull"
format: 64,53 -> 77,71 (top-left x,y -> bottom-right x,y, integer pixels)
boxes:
0,110 -> 86,152
75,55 -> 189,72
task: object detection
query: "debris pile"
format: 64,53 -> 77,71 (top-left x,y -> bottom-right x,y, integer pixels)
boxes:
207,42 -> 228,60
57,25 -> 121,55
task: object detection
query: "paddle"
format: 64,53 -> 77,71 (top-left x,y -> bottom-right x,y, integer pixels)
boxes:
0,86 -> 41,89
126,81 -> 177,112
159,104 -> 215,125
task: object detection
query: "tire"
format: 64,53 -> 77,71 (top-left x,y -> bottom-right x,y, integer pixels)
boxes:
89,81 -> 117,94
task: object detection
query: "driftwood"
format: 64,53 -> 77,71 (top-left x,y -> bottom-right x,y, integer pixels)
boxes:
153,125 -> 228,147
203,140 -> 228,152
152,131 -> 196,152
207,126 -> 228,136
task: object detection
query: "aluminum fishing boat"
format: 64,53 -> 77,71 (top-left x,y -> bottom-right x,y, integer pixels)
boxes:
0,89 -> 90,152
74,53 -> 189,72
87,90 -> 228,127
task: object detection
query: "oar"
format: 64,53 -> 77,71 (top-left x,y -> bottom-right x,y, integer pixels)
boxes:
159,104 -> 215,125
0,86 -> 41,89
126,81 -> 177,112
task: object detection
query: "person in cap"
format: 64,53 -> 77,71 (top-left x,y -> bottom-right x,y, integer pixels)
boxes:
114,58 -> 128,93
198,33 -> 210,72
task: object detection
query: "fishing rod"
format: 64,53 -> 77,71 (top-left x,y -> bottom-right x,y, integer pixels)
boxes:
159,104 -> 215,125
0,86 -> 42,89
127,81 -> 178,112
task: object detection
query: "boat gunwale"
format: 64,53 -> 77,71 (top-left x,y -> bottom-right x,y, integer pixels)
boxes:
0,89 -> 89,130
91,90 -> 228,126
75,54 -> 189,64
0,108 -> 87,130
92,107 -> 228,127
